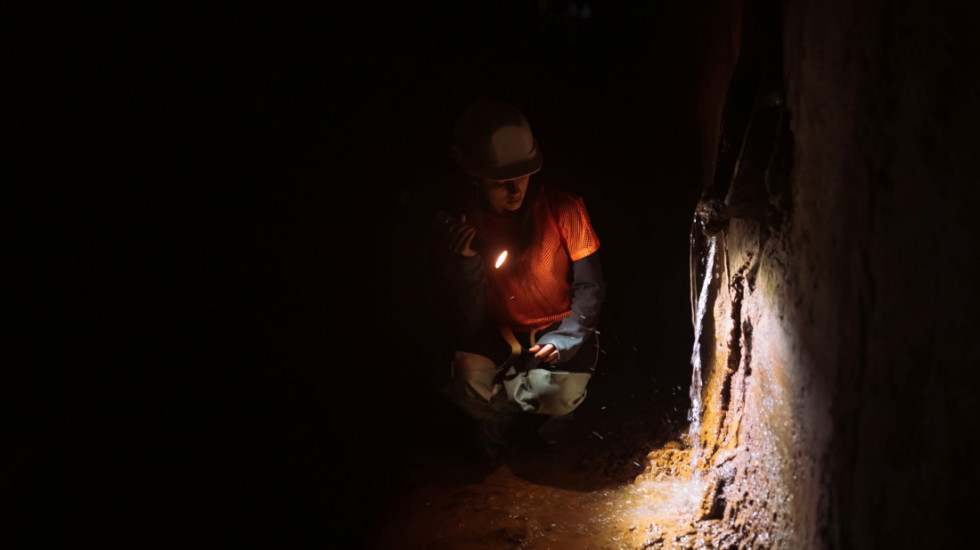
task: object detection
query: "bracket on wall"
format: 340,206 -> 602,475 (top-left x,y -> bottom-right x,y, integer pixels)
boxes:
696,0 -> 787,237
690,0 -> 793,325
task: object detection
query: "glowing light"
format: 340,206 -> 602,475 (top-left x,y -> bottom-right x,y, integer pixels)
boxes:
494,250 -> 508,268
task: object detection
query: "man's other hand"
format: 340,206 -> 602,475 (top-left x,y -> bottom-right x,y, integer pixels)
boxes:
528,343 -> 559,366
448,214 -> 477,258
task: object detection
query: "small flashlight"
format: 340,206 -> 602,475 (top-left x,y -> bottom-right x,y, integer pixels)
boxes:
494,250 -> 508,268
433,210 -> 509,269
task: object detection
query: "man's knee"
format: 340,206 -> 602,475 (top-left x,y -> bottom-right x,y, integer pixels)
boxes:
549,380 -> 589,416
445,351 -> 501,420
511,370 -> 592,417
452,351 -> 498,397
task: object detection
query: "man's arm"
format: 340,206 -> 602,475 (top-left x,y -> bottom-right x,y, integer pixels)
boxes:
440,213 -> 488,333
454,254 -> 487,333
535,251 -> 606,363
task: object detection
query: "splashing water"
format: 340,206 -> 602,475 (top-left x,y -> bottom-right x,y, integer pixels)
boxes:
688,235 -> 718,473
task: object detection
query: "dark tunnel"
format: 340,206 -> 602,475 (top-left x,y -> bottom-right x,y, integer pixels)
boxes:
7,0 -> 979,547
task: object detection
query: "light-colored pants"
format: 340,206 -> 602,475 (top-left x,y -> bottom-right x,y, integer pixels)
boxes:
445,350 -> 592,422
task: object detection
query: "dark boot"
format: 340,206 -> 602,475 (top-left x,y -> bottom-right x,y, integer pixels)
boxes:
537,413 -> 575,448
475,418 -> 514,460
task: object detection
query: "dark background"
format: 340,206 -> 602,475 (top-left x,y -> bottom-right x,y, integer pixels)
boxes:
10,1 -> 716,544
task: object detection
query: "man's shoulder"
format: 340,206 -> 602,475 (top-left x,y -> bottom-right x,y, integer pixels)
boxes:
540,184 -> 585,212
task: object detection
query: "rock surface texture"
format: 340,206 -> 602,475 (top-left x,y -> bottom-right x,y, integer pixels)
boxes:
689,0 -> 979,548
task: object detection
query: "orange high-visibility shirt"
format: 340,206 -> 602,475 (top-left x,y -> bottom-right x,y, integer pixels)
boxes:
482,185 -> 600,331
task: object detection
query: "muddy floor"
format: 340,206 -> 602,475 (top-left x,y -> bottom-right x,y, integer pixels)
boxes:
362,337 -> 728,550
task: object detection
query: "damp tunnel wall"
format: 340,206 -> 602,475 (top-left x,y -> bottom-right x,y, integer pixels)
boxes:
690,0 -> 979,547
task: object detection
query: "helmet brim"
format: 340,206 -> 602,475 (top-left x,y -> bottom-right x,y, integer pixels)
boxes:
450,141 -> 543,182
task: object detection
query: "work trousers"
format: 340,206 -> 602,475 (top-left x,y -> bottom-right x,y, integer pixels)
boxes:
446,350 -> 592,422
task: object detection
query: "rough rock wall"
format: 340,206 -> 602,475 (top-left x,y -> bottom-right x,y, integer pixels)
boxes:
693,218 -> 808,549
693,1 -> 979,547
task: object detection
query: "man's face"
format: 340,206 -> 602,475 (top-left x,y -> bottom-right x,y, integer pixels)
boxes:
476,174 -> 530,214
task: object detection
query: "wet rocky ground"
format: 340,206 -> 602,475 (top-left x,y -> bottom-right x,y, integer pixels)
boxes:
361,334 -> 723,549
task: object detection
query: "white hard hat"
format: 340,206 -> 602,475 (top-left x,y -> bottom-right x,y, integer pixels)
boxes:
449,99 -> 543,181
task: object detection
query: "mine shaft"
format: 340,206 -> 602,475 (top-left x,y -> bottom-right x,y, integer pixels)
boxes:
9,0 -> 977,548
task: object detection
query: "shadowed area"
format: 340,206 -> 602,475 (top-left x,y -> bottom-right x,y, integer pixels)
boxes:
8,1 -> 977,548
